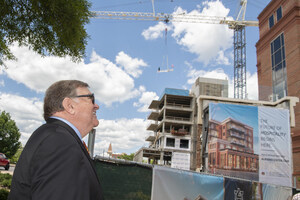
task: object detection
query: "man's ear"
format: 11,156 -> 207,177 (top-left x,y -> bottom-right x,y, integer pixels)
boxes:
62,97 -> 76,115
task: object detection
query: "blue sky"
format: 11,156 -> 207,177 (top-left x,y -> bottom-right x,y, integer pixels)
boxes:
0,0 -> 271,155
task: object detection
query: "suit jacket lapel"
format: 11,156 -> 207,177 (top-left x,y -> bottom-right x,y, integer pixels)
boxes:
46,118 -> 101,184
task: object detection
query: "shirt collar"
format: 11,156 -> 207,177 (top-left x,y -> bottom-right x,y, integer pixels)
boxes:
50,116 -> 82,140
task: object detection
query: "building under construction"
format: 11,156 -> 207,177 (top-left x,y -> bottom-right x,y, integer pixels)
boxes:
134,88 -> 195,170
134,76 -> 299,188
134,77 -> 229,170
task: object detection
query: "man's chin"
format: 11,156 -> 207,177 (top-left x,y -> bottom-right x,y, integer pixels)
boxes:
93,119 -> 99,127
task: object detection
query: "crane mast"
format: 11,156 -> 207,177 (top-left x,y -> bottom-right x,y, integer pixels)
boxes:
93,0 -> 257,99
232,0 -> 248,99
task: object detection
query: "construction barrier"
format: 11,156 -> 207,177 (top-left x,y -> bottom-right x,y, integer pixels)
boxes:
94,156 -> 296,200
94,156 -> 152,200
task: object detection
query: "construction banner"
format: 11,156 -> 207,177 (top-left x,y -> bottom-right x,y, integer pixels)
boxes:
171,152 -> 190,170
224,178 -> 252,199
258,106 -> 292,187
151,165 -> 224,200
261,183 -> 292,200
207,103 -> 292,187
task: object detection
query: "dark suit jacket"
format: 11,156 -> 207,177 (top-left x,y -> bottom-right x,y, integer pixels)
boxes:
9,118 -> 104,200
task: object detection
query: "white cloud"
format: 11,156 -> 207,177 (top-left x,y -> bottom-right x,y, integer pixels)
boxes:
0,93 -> 43,124
93,118 -> 152,155
115,51 -> 148,78
142,22 -> 171,40
225,72 -> 258,100
186,62 -> 229,85
171,2 -> 233,65
133,86 -> 159,112
246,72 -> 258,100
0,92 -> 152,153
0,80 -> 4,87
4,45 -> 143,106
186,63 -> 258,100
1,45 -> 154,152
216,51 -> 230,65
142,1 -> 233,66
0,93 -> 44,146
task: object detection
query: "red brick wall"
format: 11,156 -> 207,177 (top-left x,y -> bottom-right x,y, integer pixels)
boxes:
256,0 -> 300,187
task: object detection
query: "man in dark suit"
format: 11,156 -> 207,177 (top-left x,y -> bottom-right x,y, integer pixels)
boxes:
9,80 -> 104,200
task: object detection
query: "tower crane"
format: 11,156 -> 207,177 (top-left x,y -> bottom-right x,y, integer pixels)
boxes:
92,0 -> 258,99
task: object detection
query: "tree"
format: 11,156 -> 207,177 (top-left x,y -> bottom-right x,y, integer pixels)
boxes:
0,0 -> 92,66
10,146 -> 23,163
0,111 -> 21,158
118,153 -> 135,161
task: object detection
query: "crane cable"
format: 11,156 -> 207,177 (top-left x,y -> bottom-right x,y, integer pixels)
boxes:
165,26 -> 168,70
158,25 -> 174,73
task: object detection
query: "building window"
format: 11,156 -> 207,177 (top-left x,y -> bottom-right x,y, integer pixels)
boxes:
236,156 -> 240,169
180,139 -> 189,149
166,138 -> 175,147
271,33 -> 287,100
220,154 -> 225,168
210,143 -> 216,149
277,7 -> 282,21
228,154 -> 233,167
156,138 -> 161,148
269,15 -> 274,28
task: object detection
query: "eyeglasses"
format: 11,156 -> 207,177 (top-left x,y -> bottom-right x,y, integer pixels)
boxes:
74,93 -> 95,104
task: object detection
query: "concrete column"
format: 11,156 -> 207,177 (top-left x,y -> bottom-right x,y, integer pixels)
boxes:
160,151 -> 164,165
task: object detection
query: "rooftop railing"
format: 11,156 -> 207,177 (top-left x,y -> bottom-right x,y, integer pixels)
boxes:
166,102 -> 191,109
165,116 -> 191,122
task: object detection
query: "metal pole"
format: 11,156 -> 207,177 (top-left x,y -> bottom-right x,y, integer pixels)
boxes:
88,129 -> 96,158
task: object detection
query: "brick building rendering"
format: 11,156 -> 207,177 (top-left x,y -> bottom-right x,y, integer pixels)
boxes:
208,118 -> 258,174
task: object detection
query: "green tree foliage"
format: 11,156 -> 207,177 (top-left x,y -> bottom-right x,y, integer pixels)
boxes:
0,0 -> 92,66
10,146 -> 23,164
118,153 -> 135,161
0,173 -> 12,200
0,111 -> 21,158
0,173 -> 12,188
0,189 -> 9,200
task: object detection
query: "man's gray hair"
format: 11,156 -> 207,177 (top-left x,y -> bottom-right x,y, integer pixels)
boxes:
43,80 -> 89,120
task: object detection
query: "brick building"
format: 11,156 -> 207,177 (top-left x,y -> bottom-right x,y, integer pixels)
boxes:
256,0 -> 300,187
